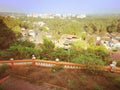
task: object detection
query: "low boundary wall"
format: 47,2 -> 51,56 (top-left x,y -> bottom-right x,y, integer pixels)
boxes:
0,59 -> 120,73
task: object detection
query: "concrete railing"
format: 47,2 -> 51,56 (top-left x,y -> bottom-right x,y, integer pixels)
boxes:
0,59 -> 85,69
0,59 -> 120,73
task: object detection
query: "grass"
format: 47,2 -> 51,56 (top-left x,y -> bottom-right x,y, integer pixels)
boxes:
92,83 -> 103,90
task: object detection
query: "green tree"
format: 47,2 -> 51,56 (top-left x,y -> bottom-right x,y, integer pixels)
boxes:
12,25 -> 21,37
117,22 -> 120,33
52,48 -> 69,61
13,40 -> 35,48
72,51 -> 105,66
40,37 -> 55,60
9,45 -> 41,59
107,25 -> 117,34
0,17 -> 16,49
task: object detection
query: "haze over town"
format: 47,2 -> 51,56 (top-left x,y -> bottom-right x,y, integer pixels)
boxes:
0,0 -> 120,15
0,0 -> 120,90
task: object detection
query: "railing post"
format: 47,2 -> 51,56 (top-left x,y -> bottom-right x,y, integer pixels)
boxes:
32,60 -> 36,66
56,62 -> 59,67
55,58 -> 59,66
10,59 -> 14,66
32,55 -> 36,66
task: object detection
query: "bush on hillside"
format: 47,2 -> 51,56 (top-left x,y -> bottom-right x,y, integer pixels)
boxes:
51,48 -> 69,61
0,64 -> 7,74
117,61 -> 120,67
72,51 -> 105,66
114,77 -> 120,88
13,40 -> 35,48
0,50 -> 11,60
89,45 -> 109,62
8,45 -> 41,59
40,37 -> 55,60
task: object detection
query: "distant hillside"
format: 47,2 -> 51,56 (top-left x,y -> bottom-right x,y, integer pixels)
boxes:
0,12 -> 26,16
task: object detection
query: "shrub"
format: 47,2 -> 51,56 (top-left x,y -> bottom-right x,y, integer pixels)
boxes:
51,64 -> 63,72
87,37 -> 96,45
67,79 -> 75,90
72,49 -> 105,74
78,75 -> 87,84
0,50 -> 11,60
0,16 -> 17,50
52,48 -> 69,61
72,51 -> 105,66
114,77 -> 120,88
40,37 -> 55,60
39,26 -> 47,31
13,40 -> 35,48
8,45 -> 41,59
72,40 -> 89,51
0,64 -> 8,75
89,45 -> 109,62
117,61 -> 120,67
92,84 -> 103,90
79,33 -> 87,40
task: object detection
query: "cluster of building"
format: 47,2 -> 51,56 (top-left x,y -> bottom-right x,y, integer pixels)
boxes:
96,33 -> 120,50
26,13 -> 86,19
21,26 -> 120,51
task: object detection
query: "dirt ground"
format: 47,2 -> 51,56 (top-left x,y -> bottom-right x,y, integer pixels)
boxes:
0,77 -> 64,90
0,66 -> 120,90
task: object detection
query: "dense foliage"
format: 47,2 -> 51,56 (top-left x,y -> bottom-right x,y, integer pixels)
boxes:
0,17 -> 16,49
0,15 -> 120,90
0,15 -> 120,66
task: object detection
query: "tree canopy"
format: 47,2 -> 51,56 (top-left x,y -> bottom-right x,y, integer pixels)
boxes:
0,16 -> 20,49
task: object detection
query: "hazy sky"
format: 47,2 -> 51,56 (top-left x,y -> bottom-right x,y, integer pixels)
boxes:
0,0 -> 120,14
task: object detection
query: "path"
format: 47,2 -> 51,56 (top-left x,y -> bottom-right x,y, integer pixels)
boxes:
1,77 -> 61,90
